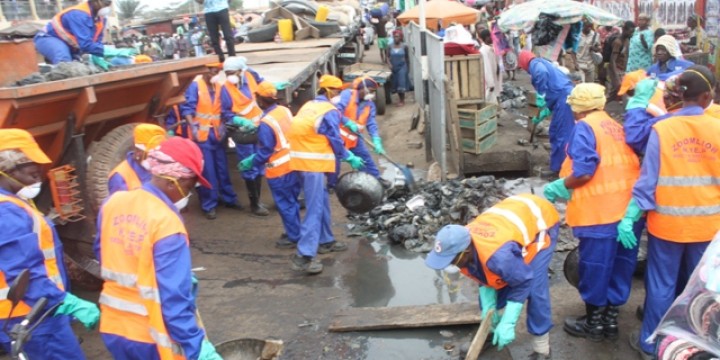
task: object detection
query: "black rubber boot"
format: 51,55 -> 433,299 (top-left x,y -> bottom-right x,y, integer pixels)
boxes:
245,179 -> 269,216
601,306 -> 620,340
563,303 -> 605,342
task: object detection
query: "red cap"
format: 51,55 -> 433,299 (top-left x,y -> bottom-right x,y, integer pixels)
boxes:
156,137 -> 211,188
518,50 -> 536,72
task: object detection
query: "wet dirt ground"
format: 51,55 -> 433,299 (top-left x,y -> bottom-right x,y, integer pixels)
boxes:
15,46 -> 647,360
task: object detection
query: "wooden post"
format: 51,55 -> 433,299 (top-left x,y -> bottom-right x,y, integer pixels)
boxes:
29,0 -> 40,20
444,79 -> 464,177
56,0 -> 64,12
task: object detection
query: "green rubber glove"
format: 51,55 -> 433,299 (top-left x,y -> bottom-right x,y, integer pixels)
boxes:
344,119 -> 360,133
238,154 -> 255,172
478,286 -> 497,322
55,293 -> 100,330
535,93 -> 547,108
167,129 -> 175,137
344,151 -> 365,170
372,136 -> 386,155
532,107 -> 551,124
543,178 -> 571,203
90,55 -> 111,71
492,301 -> 524,350
273,80 -> 289,90
617,198 -> 643,249
104,47 -> 138,58
232,116 -> 256,130
199,339 -> 223,360
626,79 -> 658,110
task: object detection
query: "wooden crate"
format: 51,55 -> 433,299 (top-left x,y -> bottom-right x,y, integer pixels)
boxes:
445,55 -> 485,102
457,102 -> 498,154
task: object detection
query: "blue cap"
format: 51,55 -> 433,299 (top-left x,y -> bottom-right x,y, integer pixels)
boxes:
425,225 -> 472,270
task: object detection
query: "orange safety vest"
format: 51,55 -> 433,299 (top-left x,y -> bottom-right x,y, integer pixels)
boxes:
706,103 -> 720,120
225,75 -> 263,125
190,75 -> 222,143
459,194 -> 559,290
98,189 -> 192,360
49,2 -> 104,50
0,195 -> 65,319
261,105 -> 294,179
170,105 -> 187,139
559,111 -> 640,227
288,100 -> 338,173
339,89 -> 372,149
108,160 -> 142,193
647,112 -> 720,242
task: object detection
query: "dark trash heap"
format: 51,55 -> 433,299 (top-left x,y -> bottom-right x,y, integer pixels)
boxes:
347,176 -> 509,252
498,83 -> 530,110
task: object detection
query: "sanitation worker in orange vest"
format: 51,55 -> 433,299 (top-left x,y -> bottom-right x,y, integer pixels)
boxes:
542,83 -> 643,343
333,76 -> 389,187
220,56 -> 270,216
617,66 -> 720,359
108,124 -> 167,195
425,195 -> 560,359
0,129 -> 99,359
96,137 -> 222,360
238,82 -> 301,248
287,75 -> 365,274
34,0 -> 137,69
180,62 -> 242,220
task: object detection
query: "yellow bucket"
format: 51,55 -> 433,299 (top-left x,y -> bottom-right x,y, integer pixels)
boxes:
315,5 -> 329,22
278,19 -> 294,42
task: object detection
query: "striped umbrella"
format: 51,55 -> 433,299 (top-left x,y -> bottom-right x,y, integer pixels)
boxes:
497,0 -> 624,31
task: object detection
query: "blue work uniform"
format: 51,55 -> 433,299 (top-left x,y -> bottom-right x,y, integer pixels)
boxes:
333,89 -> 381,180
181,81 -> 238,213
646,58 -> 694,81
34,3 -> 105,64
95,183 -> 204,360
0,189 -> 84,359
108,152 -> 151,195
632,105 -> 711,354
251,104 -> 302,243
528,57 -> 575,172
297,95 -> 350,258
222,69 -> 266,181
468,224 -> 560,336
565,122 -> 644,307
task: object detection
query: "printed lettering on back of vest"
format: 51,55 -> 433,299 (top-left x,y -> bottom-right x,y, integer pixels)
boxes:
467,221 -> 497,238
599,120 -> 624,142
111,214 -> 149,256
671,137 -> 720,162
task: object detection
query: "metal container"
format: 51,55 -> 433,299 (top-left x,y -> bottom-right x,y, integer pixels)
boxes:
336,171 -> 384,213
227,126 -> 258,145
563,246 -> 580,289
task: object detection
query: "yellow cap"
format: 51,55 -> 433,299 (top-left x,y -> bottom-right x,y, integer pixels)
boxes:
256,81 -> 278,98
319,75 -> 343,89
566,83 -> 607,113
134,124 -> 167,150
0,129 -> 51,164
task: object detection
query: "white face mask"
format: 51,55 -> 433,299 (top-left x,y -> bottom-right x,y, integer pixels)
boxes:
364,93 -> 376,101
330,95 -> 341,104
210,74 -> 221,84
17,182 -> 42,199
141,159 -> 151,170
443,264 -> 460,274
98,7 -> 112,18
174,194 -> 191,210
227,74 -> 240,85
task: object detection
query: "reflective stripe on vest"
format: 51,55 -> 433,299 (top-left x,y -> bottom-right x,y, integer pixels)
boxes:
262,107 -> 293,178
150,328 -> 185,357
289,151 -> 335,160
50,2 -> 104,50
648,113 -> 720,242
99,293 -> 148,316
191,76 -> 222,143
102,268 -> 137,287
227,75 -> 262,125
508,195 -> 548,252
288,100 -> 339,173
341,89 -> 371,148
0,287 -> 8,300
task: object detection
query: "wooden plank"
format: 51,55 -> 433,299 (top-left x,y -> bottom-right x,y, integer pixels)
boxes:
329,303 -> 481,332
468,57 -> 482,99
233,38 -> 340,53
445,79 -> 463,177
460,60 -> 470,98
465,309 -> 495,360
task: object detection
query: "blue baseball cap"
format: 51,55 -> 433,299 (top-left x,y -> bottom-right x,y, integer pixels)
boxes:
425,225 -> 472,270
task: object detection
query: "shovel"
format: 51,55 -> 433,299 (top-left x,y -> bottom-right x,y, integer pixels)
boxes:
358,133 -> 416,191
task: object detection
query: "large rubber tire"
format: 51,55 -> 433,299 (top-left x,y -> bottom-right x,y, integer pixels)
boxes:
375,85 -> 387,115
86,123 -> 139,213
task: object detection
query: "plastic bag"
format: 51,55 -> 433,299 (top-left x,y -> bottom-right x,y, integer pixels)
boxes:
531,14 -> 563,47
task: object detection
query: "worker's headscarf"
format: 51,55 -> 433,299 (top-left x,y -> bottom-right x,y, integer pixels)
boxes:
134,124 -> 167,151
319,75 -> 343,94
255,81 -> 278,99
518,50 -> 535,72
653,35 -> 682,58
353,77 -> 378,90
0,129 -> 51,172
146,137 -> 211,188
223,56 -> 248,72
664,74 -> 684,99
618,70 -> 649,96
566,83 -> 607,113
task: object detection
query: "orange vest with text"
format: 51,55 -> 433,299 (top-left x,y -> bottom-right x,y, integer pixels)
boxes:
460,194 -> 559,289
648,112 -> 720,242
559,111 -> 640,227
289,100 -> 338,173
261,105 -> 294,178
339,89 -> 372,149
225,75 -> 263,125
0,195 -> 65,319
50,2 -> 104,50
191,76 -> 222,143
98,189 -> 192,360
108,160 -> 142,193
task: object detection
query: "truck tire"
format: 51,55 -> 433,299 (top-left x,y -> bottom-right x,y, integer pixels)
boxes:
375,85 -> 387,115
86,123 -> 139,213
384,82 -> 392,104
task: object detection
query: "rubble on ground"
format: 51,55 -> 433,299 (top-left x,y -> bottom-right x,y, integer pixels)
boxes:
15,61 -> 102,86
498,83 -> 529,110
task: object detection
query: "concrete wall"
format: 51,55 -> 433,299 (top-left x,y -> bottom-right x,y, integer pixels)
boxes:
1,0 -> 81,21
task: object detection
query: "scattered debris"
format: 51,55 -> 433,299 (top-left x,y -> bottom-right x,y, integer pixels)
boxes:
407,141 -> 423,149
15,60 -> 103,86
440,330 -> 454,338
498,83 -> 529,110
517,138 -> 529,146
